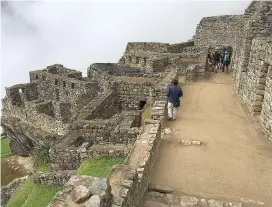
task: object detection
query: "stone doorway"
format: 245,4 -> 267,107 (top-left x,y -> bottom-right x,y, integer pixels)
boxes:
204,45 -> 233,74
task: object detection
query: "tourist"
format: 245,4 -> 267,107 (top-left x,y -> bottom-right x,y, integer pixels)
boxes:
223,51 -> 230,74
213,47 -> 221,73
166,79 -> 183,120
220,48 -> 225,71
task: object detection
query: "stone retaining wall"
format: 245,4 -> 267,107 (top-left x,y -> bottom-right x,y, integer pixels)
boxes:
33,170 -> 75,186
50,143 -> 132,170
0,175 -> 29,206
108,101 -> 167,207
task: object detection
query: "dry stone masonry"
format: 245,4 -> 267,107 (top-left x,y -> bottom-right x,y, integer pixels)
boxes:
1,1 -> 272,206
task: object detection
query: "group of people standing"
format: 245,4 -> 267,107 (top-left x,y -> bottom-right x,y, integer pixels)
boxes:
208,47 -> 231,74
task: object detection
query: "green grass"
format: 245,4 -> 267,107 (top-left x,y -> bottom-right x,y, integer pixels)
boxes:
1,137 -> 11,158
76,157 -> 125,177
36,163 -> 50,172
178,75 -> 185,85
7,178 -> 61,207
141,106 -> 151,125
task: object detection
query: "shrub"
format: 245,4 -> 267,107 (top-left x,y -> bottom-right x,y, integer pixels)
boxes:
32,139 -> 56,167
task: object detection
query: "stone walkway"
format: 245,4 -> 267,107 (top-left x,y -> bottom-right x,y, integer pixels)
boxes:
150,73 -> 272,206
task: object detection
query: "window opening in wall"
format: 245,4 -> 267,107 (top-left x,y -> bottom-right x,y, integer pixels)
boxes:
35,74 -> 39,79
63,81 -> 66,88
139,100 -> 147,110
55,79 -> 58,85
19,89 -> 23,93
71,83 -> 75,89
143,58 -> 147,66
42,75 -> 45,81
136,57 -> 140,64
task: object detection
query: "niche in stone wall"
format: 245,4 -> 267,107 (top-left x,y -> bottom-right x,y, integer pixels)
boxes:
136,57 -> 140,64
143,57 -> 147,66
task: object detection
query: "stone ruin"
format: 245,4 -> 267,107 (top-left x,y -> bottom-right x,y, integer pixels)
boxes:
1,1 -> 271,206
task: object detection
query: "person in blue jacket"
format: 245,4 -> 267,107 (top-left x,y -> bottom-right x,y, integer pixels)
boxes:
166,79 -> 183,120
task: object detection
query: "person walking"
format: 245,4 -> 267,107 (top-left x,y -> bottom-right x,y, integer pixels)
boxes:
166,79 -> 183,120
220,48 -> 225,72
213,47 -> 221,73
223,51 -> 230,74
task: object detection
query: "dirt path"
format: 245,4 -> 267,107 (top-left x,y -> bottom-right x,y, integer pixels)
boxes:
151,73 -> 272,205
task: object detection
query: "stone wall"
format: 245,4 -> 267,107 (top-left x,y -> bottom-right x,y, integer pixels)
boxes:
168,41 -> 194,53
1,98 -> 70,135
230,1 -> 272,142
235,38 -> 272,142
194,15 -> 243,66
79,90 -> 120,120
50,144 -> 131,171
151,56 -> 169,73
29,67 -> 99,104
33,170 -> 75,185
194,15 -> 242,50
113,78 -> 153,110
108,101 -> 167,207
125,42 -> 170,53
0,175 -> 29,206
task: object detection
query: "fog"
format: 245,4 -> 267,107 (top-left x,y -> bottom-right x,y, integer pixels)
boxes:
1,0 -> 250,99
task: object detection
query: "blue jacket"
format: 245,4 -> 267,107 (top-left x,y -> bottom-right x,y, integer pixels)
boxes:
166,85 -> 183,104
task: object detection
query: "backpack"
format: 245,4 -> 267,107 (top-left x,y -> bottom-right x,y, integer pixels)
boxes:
214,51 -> 220,60
224,53 -> 230,62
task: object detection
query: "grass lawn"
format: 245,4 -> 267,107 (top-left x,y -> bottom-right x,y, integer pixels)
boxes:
141,106 -> 151,125
7,178 -> 61,207
36,163 -> 50,173
76,157 -> 125,177
179,75 -> 185,84
1,137 -> 10,158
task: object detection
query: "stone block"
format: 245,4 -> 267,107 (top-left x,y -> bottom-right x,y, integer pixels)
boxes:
71,185 -> 91,203
180,196 -> 198,207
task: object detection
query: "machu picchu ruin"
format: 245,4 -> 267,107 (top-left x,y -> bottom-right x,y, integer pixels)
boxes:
1,1 -> 272,207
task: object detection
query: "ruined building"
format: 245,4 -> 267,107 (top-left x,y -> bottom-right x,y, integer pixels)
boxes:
1,1 -> 271,206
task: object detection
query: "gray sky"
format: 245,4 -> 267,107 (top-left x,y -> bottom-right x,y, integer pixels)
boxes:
1,0 -> 250,99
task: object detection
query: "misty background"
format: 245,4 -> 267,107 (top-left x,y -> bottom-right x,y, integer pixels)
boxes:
1,0 -> 250,100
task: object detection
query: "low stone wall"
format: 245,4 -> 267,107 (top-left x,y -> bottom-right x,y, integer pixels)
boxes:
33,170 -> 75,185
185,64 -> 197,82
108,101 -> 167,207
0,175 -> 29,206
50,143 -> 132,170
